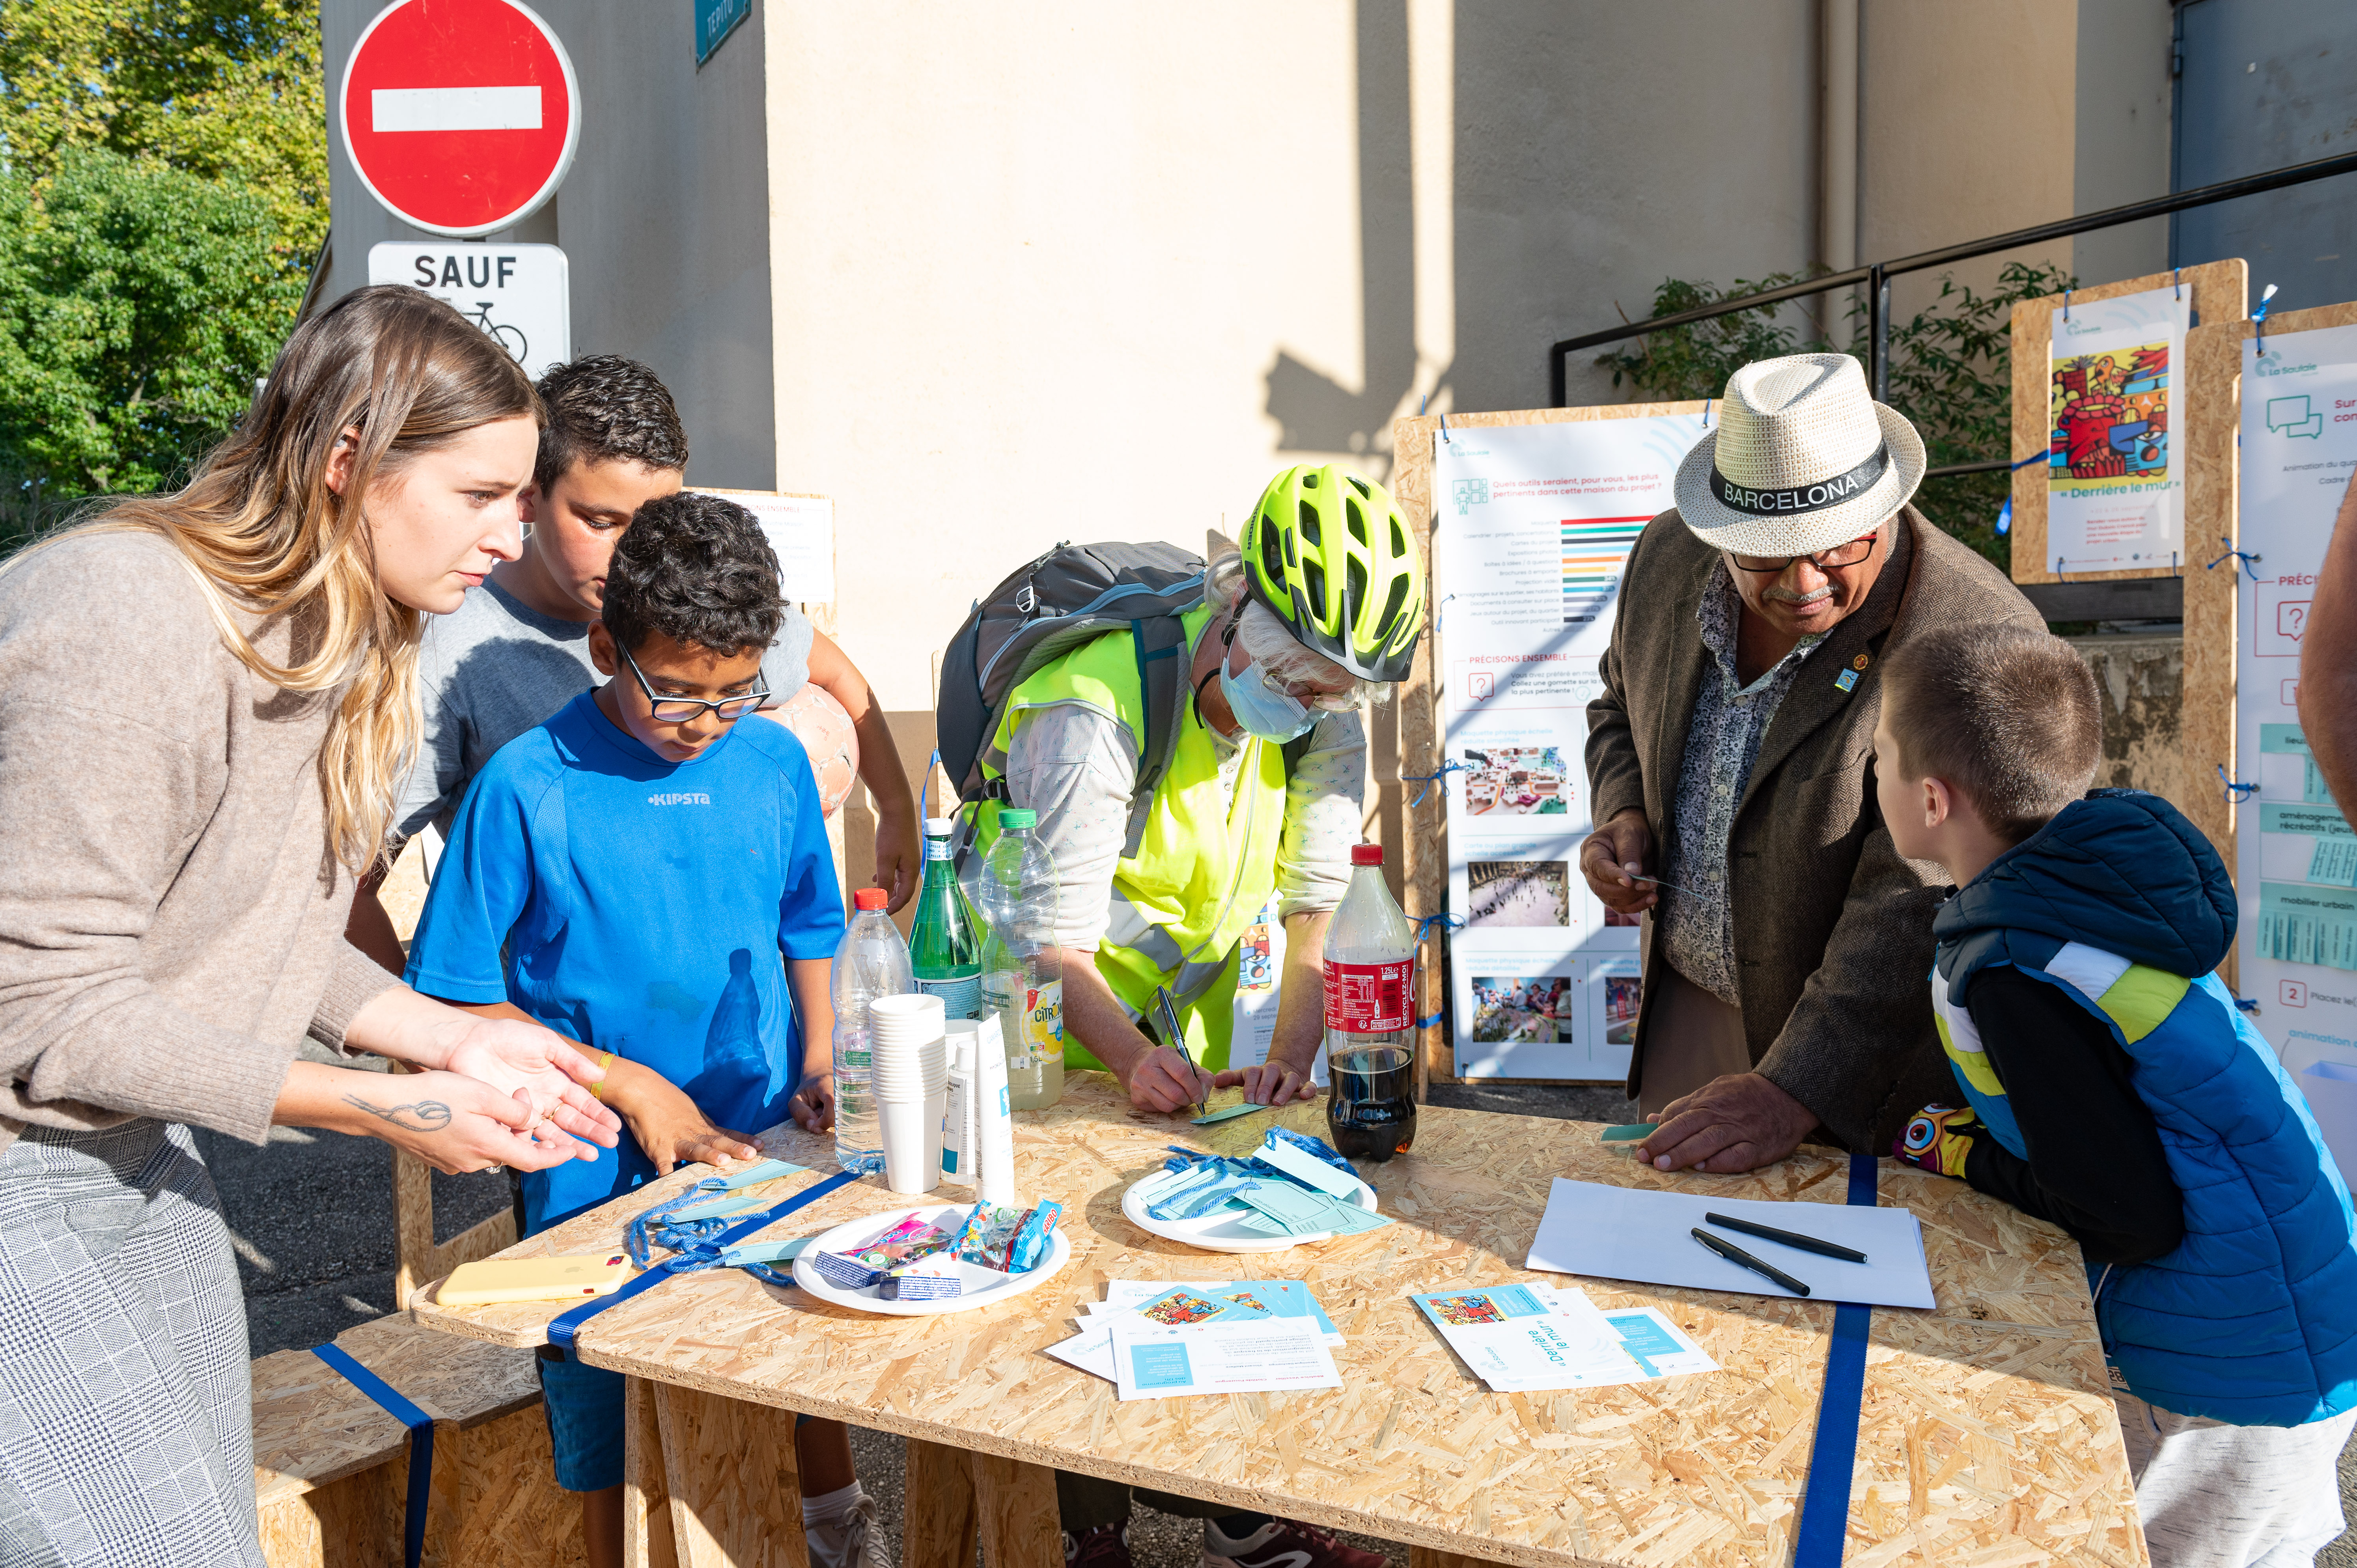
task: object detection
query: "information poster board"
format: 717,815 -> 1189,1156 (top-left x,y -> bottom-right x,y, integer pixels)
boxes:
2232,319 -> 2357,1182
1431,412 -> 1706,1079
2045,285 -> 2189,572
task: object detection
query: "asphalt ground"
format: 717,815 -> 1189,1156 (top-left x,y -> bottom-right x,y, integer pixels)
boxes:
215,1065 -> 2355,1567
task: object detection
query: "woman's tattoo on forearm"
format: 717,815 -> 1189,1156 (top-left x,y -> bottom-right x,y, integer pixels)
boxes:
340,1093 -> 453,1132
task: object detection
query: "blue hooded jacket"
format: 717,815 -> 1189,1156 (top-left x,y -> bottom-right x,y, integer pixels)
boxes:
1931,790 -> 2357,1426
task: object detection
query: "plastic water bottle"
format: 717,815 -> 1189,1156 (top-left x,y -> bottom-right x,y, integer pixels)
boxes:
909,817 -> 982,1019
830,887 -> 912,1173
976,807 -> 1064,1111
1323,843 -> 1417,1160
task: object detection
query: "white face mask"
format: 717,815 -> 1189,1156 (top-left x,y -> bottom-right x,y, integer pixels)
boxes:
1218,657 -> 1319,742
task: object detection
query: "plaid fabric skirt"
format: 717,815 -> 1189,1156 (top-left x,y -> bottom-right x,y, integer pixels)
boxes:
0,1120 -> 261,1568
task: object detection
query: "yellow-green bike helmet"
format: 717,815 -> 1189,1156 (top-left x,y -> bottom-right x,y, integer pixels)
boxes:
1239,464 -> 1426,684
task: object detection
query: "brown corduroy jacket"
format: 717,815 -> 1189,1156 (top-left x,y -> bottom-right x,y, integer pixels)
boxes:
1585,506 -> 2045,1152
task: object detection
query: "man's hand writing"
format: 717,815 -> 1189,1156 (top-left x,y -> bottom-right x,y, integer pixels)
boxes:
1127,1045 -> 1215,1113
1579,808 -> 1658,914
1636,1072 -> 1819,1173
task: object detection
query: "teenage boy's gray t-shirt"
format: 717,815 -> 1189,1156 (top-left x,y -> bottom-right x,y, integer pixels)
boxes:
390,578 -> 815,848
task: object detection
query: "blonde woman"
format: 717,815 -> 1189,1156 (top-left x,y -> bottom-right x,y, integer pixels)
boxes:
0,287 -> 622,1566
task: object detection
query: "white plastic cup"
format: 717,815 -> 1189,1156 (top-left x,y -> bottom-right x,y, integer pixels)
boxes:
871,1038 -> 948,1093
878,1082 -> 948,1193
871,994 -> 946,1045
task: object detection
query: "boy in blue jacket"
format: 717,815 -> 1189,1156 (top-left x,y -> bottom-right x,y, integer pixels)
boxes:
407,493 -> 881,1568
1872,621 -> 2357,1568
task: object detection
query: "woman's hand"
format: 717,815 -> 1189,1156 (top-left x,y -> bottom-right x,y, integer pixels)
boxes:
596,1057 -> 760,1175
281,1062 -> 603,1175
1215,1059 -> 1320,1106
441,1016 -> 622,1147
789,1070 -> 837,1133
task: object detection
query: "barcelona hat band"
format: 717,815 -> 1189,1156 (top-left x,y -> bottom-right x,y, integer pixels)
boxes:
1707,444 -> 1890,518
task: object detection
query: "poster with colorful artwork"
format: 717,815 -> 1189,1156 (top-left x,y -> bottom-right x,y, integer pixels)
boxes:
2233,321 -> 2357,1186
1431,412 -> 1706,1079
2045,286 -> 2189,573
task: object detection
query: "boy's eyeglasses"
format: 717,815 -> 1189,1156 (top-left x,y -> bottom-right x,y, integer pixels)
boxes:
1729,533 -> 1881,574
618,643 -> 769,722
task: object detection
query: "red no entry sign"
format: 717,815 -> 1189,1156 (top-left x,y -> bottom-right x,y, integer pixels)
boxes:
340,0 -> 580,237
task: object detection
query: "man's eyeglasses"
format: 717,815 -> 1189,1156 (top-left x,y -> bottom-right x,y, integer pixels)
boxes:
619,643 -> 769,722
1728,533 -> 1881,574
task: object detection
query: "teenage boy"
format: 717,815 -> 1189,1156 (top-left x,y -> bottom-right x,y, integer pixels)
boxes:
404,494 -> 881,1568
1872,621 -> 2357,1568
347,353 -> 917,968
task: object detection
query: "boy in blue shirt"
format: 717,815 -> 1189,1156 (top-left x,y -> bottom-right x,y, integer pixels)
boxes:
1873,622 -> 2357,1568
406,492 -> 879,1568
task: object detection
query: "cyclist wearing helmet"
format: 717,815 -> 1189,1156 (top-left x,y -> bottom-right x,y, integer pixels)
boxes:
969,463 -> 1424,1119
972,464 -> 1416,1568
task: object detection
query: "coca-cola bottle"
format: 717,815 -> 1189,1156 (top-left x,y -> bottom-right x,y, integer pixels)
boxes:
1323,843 -> 1417,1161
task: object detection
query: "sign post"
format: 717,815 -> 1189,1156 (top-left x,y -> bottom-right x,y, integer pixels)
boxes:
368,242 -> 570,379
340,0 -> 581,238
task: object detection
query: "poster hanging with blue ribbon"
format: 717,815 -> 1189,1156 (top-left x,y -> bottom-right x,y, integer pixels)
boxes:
1428,405 -> 1708,1080
2230,308 -> 2357,1188
2045,285 -> 2190,573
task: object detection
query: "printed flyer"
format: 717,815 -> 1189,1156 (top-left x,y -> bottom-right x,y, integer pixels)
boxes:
1431,412 -> 1705,1079
2233,321 -> 2357,1186
2044,285 -> 2189,573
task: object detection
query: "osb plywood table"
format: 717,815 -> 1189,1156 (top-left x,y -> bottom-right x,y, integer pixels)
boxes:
410,1074 -> 2146,1568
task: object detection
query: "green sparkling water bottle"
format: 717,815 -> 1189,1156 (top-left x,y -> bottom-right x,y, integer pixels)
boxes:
910,817 -> 983,1019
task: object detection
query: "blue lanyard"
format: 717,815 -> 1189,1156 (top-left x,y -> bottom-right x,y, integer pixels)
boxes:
548,1168 -> 861,1359
1791,1153 -> 1881,1567
313,1344 -> 434,1568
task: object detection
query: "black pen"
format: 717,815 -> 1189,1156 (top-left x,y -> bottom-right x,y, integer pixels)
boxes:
1704,1211 -> 1868,1264
1691,1227 -> 1812,1297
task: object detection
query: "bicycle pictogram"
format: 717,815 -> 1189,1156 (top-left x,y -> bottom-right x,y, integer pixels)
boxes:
459,300 -> 528,364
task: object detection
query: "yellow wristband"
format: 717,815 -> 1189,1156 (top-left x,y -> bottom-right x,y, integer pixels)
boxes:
589,1050 -> 616,1099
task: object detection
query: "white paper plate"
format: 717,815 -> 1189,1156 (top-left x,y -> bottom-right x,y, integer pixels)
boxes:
1121,1164 -> 1378,1253
789,1204 -> 1071,1317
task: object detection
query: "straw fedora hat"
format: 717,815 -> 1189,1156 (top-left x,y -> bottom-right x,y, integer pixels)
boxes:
1673,354 -> 1925,558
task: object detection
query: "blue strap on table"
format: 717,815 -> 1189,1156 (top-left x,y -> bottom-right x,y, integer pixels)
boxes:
313,1342 -> 435,1568
548,1167 -> 861,1359
1792,1152 -> 1881,1568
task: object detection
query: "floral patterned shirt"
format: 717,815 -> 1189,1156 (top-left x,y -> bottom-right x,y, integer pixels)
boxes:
1655,562 -> 1827,1006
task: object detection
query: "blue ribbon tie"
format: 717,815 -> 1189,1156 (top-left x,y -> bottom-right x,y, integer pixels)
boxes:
1792,1153 -> 1879,1568
2206,535 -> 2263,582
1401,759 -> 1468,810
314,1343 -> 435,1568
552,1168 -> 862,1359
1411,911 -> 1463,944
2217,764 -> 2258,804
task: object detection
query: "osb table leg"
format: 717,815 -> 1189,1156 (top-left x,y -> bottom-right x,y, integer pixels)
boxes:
655,1383 -> 808,1568
902,1439 -> 978,1568
624,1378 -> 681,1568
970,1452 -> 1059,1568
1407,1548 -> 1513,1568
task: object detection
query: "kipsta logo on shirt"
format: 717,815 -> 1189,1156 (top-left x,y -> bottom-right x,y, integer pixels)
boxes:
647,792 -> 712,806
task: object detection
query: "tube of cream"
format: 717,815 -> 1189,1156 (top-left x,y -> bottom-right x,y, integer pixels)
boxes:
974,1011 -> 1015,1206
941,1021 -> 978,1186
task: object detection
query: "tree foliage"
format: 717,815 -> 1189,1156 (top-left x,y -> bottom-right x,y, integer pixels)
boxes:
1596,260 -> 2075,567
0,1 -> 323,535
0,147 -> 299,496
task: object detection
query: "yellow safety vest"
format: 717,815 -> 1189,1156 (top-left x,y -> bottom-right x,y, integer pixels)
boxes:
974,604 -> 1289,1069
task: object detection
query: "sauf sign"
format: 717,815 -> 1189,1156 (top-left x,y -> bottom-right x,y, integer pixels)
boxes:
369,242 -> 571,380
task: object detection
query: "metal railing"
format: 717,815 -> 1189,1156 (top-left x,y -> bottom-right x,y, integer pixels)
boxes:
1547,149 -> 2357,477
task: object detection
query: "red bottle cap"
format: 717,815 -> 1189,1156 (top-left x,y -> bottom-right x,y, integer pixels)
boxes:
1350,843 -> 1384,866
853,887 -> 888,910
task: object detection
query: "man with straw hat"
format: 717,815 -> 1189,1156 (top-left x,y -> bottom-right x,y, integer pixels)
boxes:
1583,353 -> 2043,1173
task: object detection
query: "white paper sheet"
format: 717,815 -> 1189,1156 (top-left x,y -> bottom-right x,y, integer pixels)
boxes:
1109,1317 -> 1340,1400
1090,1281 -> 1345,1345
1524,1178 -> 1935,1308
1409,1283 -> 1630,1391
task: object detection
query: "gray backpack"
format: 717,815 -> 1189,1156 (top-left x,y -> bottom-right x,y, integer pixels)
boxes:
937,541 -> 1311,857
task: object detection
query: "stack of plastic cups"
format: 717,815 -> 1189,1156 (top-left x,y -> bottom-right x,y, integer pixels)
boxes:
867,994 -> 948,1194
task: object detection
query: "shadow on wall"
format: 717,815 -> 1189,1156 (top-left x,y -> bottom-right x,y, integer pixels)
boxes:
1262,0 -> 1437,486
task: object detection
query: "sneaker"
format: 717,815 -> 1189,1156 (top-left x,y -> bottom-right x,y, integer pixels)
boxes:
806,1491 -> 889,1568
1065,1521 -> 1134,1568
1203,1519 -> 1388,1568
